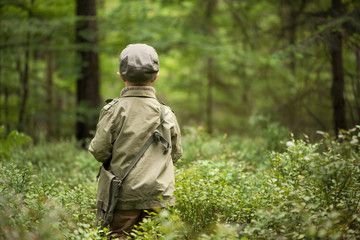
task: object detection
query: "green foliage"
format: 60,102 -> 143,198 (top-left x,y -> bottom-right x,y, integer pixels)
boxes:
175,160 -> 240,233
0,130 -> 102,240
0,126 -> 32,159
1,126 -> 360,239
1,0 -> 359,139
248,114 -> 289,152
130,127 -> 360,239
179,127 -> 230,166
242,127 -> 360,239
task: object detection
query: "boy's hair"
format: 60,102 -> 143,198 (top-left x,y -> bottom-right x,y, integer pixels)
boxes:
119,44 -> 159,83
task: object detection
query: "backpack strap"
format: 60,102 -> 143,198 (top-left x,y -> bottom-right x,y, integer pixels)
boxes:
118,104 -> 169,186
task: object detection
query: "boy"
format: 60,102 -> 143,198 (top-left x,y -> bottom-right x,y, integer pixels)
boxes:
89,44 -> 183,239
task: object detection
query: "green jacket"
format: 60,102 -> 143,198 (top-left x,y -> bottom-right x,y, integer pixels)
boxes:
89,86 -> 183,210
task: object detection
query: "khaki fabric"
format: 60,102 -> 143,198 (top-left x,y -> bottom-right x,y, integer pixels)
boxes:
89,86 -> 183,210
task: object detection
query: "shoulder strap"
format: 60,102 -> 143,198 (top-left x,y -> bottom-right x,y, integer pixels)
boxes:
118,104 -> 169,186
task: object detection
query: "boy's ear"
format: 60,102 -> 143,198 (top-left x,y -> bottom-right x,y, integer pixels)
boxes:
150,72 -> 159,83
117,72 -> 126,82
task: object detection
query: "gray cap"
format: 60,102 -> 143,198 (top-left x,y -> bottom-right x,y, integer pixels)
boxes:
119,44 -> 159,82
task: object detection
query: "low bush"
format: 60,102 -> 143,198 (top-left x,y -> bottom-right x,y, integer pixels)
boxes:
242,127 -> 360,239
131,127 -> 360,239
0,125 -> 359,239
0,130 -> 102,240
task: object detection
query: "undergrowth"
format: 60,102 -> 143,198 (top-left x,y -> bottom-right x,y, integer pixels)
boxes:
0,125 -> 359,239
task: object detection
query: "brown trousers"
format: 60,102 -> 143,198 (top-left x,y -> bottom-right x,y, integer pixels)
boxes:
107,209 -> 153,239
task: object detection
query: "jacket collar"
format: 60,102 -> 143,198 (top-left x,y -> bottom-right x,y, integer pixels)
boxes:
120,86 -> 156,98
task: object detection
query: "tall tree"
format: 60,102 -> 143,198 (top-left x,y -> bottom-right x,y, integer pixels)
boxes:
18,0 -> 34,132
330,0 -> 346,135
45,48 -> 54,139
75,0 -> 100,143
356,47 -> 360,122
205,0 -> 217,135
280,0 -> 308,74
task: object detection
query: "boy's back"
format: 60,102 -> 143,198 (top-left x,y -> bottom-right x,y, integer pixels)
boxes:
89,86 -> 182,210
89,44 -> 182,239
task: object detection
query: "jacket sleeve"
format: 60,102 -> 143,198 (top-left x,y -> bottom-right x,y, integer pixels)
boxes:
170,113 -> 183,163
88,108 -> 114,163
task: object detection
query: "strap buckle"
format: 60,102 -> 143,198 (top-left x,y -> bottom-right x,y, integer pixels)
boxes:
153,130 -> 170,154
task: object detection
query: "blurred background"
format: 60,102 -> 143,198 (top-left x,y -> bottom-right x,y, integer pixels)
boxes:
0,0 -> 359,142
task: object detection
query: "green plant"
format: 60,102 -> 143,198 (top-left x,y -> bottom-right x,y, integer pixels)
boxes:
1,126 -> 359,239
0,130 -> 102,240
0,126 -> 32,159
242,127 -> 360,239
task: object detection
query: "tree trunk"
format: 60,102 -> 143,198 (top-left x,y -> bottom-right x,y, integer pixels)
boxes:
355,49 -> 360,123
284,0 -> 306,74
75,0 -> 100,143
18,0 -> 36,133
205,0 -> 217,135
288,7 -> 297,75
45,49 -> 54,139
330,0 -> 347,135
0,55 -> 9,134
206,58 -> 214,135
18,33 -> 30,132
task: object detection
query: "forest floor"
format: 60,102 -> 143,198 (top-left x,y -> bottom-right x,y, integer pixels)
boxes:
0,126 -> 359,239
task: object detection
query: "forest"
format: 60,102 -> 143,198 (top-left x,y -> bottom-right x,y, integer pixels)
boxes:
0,0 -> 360,239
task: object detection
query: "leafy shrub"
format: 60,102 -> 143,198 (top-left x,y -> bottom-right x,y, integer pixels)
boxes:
0,130 -> 102,240
248,114 -> 289,152
1,126 -> 359,239
242,127 -> 360,239
0,126 -> 32,159
179,127 -> 230,167
180,126 -> 270,169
